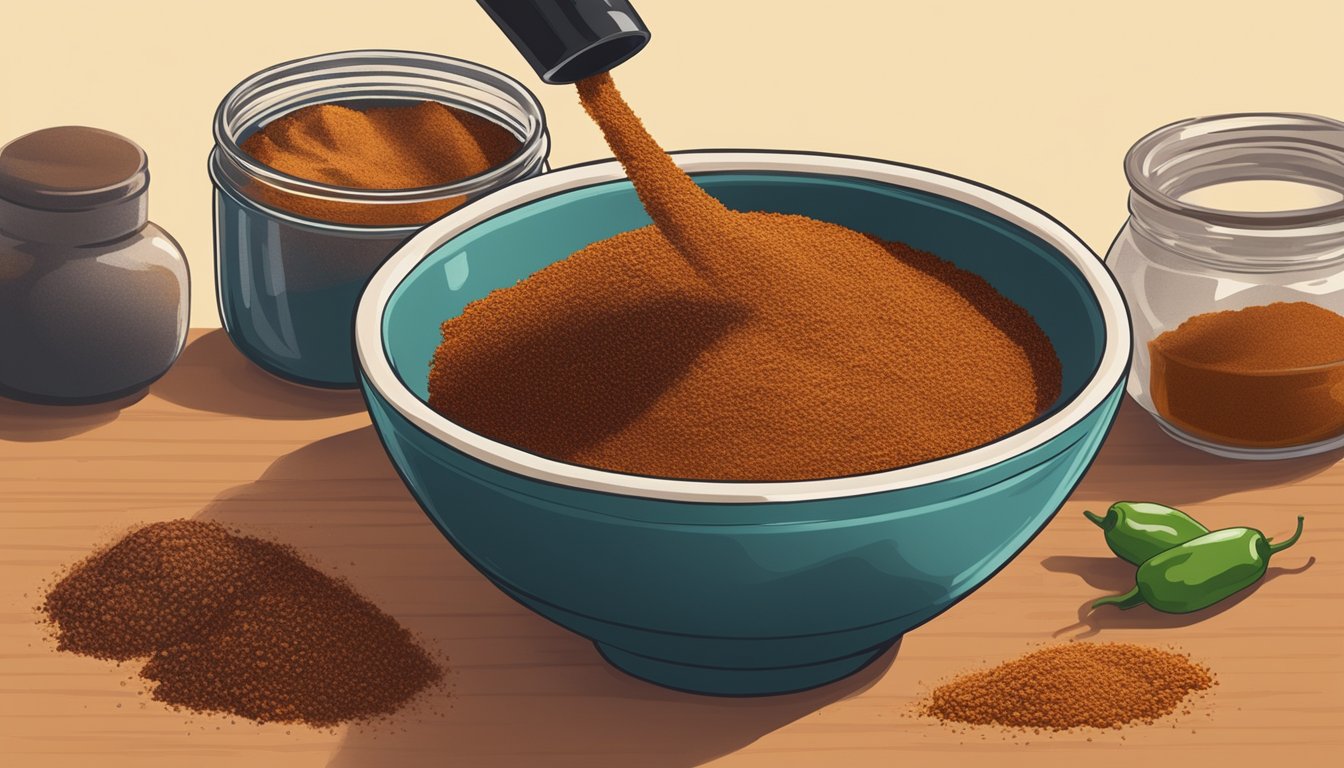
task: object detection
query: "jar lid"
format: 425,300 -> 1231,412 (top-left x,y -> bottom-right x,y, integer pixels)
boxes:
0,126 -> 149,243
0,126 -> 148,210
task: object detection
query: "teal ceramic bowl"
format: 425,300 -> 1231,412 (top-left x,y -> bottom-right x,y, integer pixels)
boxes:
354,151 -> 1131,696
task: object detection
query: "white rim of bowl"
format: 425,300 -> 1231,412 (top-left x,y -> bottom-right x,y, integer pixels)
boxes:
355,151 -> 1131,504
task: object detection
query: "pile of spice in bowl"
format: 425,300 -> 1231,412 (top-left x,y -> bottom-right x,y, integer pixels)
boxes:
427,72 -> 1062,481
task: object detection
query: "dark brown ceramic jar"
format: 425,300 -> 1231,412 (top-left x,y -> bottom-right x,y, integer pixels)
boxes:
0,126 -> 189,404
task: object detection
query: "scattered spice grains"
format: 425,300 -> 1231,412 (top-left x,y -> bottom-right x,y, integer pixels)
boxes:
428,72 -> 1061,481
41,520 -> 442,727
919,642 -> 1214,730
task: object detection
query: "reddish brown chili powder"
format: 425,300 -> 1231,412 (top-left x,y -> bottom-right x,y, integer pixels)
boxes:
920,642 -> 1215,730
241,100 -> 520,226
1149,301 -> 1344,448
42,520 -> 442,726
427,73 -> 1060,481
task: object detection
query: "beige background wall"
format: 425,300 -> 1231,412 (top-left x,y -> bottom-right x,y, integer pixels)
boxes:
2,0 -> 1341,327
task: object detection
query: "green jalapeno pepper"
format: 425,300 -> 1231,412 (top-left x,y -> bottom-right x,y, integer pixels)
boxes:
1084,501 -> 1209,565
1093,516 -> 1305,614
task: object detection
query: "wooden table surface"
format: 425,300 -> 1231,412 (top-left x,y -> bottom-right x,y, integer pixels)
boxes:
2,329 -> 1340,767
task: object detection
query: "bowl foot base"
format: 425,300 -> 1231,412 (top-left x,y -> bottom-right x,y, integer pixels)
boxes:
594,641 -> 893,697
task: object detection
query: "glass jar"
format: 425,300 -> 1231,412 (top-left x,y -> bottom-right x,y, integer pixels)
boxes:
1106,113 -> 1344,459
0,126 -> 189,404
209,50 -> 549,388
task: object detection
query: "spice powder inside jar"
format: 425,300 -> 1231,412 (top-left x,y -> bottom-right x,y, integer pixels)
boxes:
1148,301 -> 1344,448
240,100 -> 521,226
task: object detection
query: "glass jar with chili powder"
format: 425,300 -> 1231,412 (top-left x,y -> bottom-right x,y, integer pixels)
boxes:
1107,112 -> 1344,459
209,50 -> 549,388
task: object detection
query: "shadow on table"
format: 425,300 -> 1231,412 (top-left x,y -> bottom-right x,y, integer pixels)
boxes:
1045,553 -> 1317,639
153,329 -> 364,419
0,390 -> 144,442
196,426 -> 888,767
341,655 -> 892,768
1070,401 -> 1343,506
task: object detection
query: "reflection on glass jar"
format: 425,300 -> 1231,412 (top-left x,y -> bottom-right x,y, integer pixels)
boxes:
1107,113 -> 1344,459
209,50 -> 549,388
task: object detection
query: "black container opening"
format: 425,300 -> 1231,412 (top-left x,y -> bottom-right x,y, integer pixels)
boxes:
547,33 -> 647,83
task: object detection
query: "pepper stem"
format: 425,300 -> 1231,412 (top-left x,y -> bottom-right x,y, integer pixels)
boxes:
1091,587 -> 1144,611
1268,516 -> 1305,555
1083,510 -> 1106,528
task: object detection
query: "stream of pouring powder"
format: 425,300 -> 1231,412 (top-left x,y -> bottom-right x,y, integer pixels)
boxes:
428,73 -> 1061,481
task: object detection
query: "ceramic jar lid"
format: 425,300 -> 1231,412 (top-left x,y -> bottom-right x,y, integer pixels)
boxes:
0,126 -> 150,244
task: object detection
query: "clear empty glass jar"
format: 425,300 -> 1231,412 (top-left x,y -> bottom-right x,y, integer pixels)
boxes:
210,50 -> 549,388
1106,113 -> 1344,459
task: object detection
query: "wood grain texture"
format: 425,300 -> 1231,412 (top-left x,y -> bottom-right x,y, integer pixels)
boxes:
2,329 -> 1340,766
